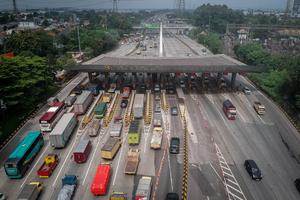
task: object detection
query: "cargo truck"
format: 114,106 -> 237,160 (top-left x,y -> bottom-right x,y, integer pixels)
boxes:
64,95 -> 76,107
73,91 -> 93,115
110,122 -> 123,137
37,154 -> 59,178
73,139 -> 92,163
122,87 -> 131,99
50,113 -> 77,148
135,176 -> 152,200
17,182 -> 43,200
253,101 -> 265,115
91,164 -> 111,196
57,175 -> 78,200
110,192 -> 127,200
87,119 -> 101,137
124,149 -> 140,175
133,94 -> 144,119
95,103 -> 107,119
102,93 -> 112,103
128,120 -> 141,145
150,127 -> 163,149
101,137 -> 122,160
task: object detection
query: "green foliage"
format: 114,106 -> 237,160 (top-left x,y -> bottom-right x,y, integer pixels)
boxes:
0,56 -> 52,108
198,33 -> 223,54
4,30 -> 56,57
249,70 -> 290,101
192,4 -> 245,33
235,43 -> 300,107
191,30 -> 223,54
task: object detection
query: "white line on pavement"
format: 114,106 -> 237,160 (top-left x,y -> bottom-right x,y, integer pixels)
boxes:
112,130 -> 128,185
82,133 -> 103,185
21,144 -> 50,188
167,147 -> 174,192
52,137 -> 78,187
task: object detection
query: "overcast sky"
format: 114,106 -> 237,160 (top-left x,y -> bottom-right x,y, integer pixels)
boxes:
0,0 -> 287,11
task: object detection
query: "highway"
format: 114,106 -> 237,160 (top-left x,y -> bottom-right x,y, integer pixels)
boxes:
0,23 -> 300,200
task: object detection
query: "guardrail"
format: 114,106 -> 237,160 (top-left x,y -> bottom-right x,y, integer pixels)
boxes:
144,91 -> 153,125
124,90 -> 135,127
181,111 -> 189,200
161,90 -> 169,112
103,92 -> 119,127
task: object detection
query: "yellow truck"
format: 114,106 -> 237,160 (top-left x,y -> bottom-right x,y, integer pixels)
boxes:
110,191 -> 127,200
102,93 -> 112,103
253,101 -> 265,115
101,137 -> 121,160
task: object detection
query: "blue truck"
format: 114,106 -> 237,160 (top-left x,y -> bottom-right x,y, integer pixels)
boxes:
57,175 -> 78,200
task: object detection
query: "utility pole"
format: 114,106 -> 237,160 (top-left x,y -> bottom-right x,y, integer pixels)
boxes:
112,0 -> 118,13
77,25 -> 81,53
12,0 -> 17,14
178,0 -> 185,13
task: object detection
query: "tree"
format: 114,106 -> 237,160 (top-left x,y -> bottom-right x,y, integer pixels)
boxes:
0,56 -> 52,108
4,30 -> 56,57
197,32 -> 223,54
192,4 -> 245,33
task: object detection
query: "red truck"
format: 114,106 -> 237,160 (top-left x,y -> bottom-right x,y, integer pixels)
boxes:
91,164 -> 111,196
37,154 -> 59,178
73,139 -> 92,163
122,87 -> 131,99
223,99 -> 237,120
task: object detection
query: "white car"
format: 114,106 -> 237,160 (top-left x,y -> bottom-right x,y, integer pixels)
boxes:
243,87 -> 251,95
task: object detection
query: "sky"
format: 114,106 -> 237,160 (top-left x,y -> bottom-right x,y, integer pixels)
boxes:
0,0 -> 287,11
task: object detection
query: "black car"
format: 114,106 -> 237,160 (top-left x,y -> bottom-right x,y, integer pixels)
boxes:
166,192 -> 179,200
169,137 -> 180,154
294,178 -> 300,193
244,160 -> 262,180
121,99 -> 128,108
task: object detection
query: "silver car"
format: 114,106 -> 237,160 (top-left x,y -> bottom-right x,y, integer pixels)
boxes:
171,107 -> 178,116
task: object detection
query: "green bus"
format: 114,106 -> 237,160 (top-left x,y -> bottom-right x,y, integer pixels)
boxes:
95,103 -> 107,119
5,131 -> 44,179
128,120 -> 141,145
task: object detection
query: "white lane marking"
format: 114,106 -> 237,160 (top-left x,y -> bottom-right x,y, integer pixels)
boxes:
82,134 -> 102,185
21,144 -> 50,188
143,126 -> 149,153
167,146 -> 174,192
209,162 -> 223,183
112,130 -> 128,185
52,137 -> 78,187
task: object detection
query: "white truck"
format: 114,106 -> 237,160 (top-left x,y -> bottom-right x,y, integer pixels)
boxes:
49,113 -> 77,148
110,122 -> 123,137
135,176 -> 152,200
150,127 -> 163,149
87,119 -> 101,137
133,94 -> 144,119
